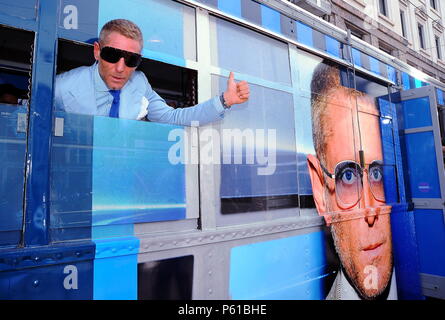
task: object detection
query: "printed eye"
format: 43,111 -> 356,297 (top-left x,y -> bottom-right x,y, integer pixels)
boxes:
369,166 -> 383,183
340,168 -> 358,185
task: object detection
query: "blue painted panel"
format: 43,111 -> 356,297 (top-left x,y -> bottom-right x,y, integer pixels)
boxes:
230,232 -> 328,299
414,209 -> 445,277
50,112 -> 93,242
402,97 -> 432,129
390,205 -> 423,299
218,0 -> 242,18
352,48 -> 362,67
326,35 -> 340,58
369,56 -> 381,76
93,236 -> 139,300
0,260 -> 93,299
387,65 -> 397,84
24,0 -> 58,246
402,72 -> 411,90
260,4 -> 281,34
0,241 -> 95,299
0,0 -> 37,30
405,131 -> 441,198
437,88 -> 445,105
92,118 -> 186,225
414,78 -> 423,89
0,106 -> 26,246
296,21 -> 313,48
58,0 -> 99,44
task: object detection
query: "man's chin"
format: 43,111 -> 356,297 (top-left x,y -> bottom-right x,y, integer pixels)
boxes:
345,264 -> 393,300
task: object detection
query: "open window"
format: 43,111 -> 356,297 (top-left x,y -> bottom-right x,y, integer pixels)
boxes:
50,39 -> 199,242
56,39 -> 197,109
0,25 -> 34,246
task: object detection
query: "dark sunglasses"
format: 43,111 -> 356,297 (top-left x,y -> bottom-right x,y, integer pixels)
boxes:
99,45 -> 142,68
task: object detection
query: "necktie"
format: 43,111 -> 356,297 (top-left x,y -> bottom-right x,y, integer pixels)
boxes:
109,90 -> 120,118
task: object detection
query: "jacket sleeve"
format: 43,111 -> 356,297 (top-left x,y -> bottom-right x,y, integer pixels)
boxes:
143,74 -> 226,126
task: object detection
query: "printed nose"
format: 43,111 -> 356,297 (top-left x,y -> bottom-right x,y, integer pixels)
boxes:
361,170 -> 379,226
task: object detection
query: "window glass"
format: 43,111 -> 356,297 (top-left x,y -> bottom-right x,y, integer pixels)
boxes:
212,75 -> 297,215
209,15 -> 291,84
0,26 -> 33,246
99,0 -> 196,62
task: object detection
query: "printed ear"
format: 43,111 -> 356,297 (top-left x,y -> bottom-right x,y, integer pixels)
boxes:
307,154 -> 327,216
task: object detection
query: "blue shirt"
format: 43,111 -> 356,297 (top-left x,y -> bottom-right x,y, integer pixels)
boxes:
54,62 -> 226,126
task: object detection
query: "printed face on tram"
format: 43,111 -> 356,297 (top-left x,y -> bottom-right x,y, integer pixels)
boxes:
308,87 -> 393,299
94,31 -> 141,90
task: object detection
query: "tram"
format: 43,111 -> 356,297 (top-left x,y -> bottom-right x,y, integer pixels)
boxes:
0,0 -> 444,300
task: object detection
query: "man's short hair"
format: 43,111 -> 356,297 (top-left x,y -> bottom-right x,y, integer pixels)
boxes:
99,19 -> 143,49
310,60 -> 366,164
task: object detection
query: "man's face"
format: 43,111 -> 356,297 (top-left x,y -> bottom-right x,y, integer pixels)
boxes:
309,88 -> 393,299
94,31 -> 141,90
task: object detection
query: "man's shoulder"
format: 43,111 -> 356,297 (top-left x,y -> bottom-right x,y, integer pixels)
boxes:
127,70 -> 151,92
56,65 -> 93,86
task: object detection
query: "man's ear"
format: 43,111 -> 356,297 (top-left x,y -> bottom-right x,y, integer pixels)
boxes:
93,41 -> 100,61
307,154 -> 327,216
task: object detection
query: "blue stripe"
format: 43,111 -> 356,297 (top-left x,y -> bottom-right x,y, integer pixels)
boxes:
352,48 -> 362,67
387,65 -> 397,83
218,0 -> 241,18
93,236 -> 139,300
261,4 -> 281,34
437,88 -> 445,105
296,21 -> 313,47
369,56 -> 380,76
414,78 -> 423,88
230,231 -> 327,299
402,72 -> 410,90
325,35 -> 340,58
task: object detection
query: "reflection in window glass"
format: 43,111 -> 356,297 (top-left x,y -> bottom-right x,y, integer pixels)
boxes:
209,16 -> 291,84
99,0 -> 196,61
212,75 -> 297,213
50,114 -> 188,242
0,26 -> 33,246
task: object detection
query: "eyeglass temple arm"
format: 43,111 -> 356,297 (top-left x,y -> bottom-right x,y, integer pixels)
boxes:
319,161 -> 335,179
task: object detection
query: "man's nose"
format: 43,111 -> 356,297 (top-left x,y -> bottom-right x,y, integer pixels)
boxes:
361,171 -> 379,226
115,57 -> 126,72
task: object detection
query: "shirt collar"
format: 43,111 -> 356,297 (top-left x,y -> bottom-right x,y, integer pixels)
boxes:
93,61 -> 111,93
93,61 -> 133,93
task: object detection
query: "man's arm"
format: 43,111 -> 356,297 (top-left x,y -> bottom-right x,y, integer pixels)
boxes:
145,72 -> 249,126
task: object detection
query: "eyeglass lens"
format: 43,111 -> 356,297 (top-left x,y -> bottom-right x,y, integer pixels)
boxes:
334,161 -> 385,206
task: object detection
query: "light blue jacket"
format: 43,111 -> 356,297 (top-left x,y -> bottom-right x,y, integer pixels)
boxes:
54,62 -> 226,126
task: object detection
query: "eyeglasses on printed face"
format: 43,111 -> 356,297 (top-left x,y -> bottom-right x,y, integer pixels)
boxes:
320,160 -> 386,208
99,45 -> 142,68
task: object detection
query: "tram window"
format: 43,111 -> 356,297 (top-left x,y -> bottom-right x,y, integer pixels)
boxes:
438,107 -> 445,160
212,75 -> 299,216
56,39 -> 197,111
138,255 -> 193,300
0,25 -> 33,246
0,26 -> 33,106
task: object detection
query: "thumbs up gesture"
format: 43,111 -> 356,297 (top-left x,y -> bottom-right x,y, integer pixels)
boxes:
223,72 -> 250,107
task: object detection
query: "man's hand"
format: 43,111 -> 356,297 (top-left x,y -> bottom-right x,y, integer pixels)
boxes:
223,72 -> 250,107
